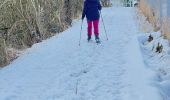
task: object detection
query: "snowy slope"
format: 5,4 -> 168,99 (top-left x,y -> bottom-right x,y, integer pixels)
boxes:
0,7 -> 162,100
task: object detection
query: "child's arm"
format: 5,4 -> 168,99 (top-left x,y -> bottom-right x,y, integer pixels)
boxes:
98,1 -> 102,10
82,1 -> 87,20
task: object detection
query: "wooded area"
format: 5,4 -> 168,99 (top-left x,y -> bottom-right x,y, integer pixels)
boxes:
0,0 -> 84,66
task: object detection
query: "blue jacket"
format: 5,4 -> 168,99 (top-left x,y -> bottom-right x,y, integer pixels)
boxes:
82,0 -> 102,21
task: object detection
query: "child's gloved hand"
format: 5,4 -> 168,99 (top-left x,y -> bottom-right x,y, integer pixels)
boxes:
82,11 -> 85,20
82,15 -> 85,20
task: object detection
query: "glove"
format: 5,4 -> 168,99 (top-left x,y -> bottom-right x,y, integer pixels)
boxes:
82,12 -> 85,20
82,15 -> 85,20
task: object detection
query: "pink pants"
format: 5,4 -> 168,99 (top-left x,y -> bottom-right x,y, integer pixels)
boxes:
87,20 -> 99,37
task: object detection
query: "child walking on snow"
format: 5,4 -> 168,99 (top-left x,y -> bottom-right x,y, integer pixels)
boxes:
82,0 -> 102,43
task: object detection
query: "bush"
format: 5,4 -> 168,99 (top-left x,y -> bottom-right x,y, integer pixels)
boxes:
101,0 -> 112,7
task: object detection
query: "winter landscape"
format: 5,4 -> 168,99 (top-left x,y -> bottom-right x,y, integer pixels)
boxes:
0,0 -> 170,100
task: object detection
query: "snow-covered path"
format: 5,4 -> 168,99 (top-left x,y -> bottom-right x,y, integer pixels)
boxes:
0,7 -> 162,100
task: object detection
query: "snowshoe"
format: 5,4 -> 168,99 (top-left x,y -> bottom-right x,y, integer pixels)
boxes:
96,39 -> 101,44
87,36 -> 91,42
95,35 -> 101,44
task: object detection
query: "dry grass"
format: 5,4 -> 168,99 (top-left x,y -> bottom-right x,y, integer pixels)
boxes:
136,10 -> 153,33
139,0 -> 160,32
161,18 -> 170,40
139,0 -> 170,41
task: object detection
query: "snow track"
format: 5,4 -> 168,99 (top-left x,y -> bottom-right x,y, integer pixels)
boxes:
0,7 -> 162,100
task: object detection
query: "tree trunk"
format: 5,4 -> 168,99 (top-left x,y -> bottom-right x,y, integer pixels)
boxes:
0,38 -> 8,67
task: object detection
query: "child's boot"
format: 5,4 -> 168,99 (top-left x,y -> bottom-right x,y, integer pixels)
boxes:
87,35 -> 91,42
95,35 -> 100,43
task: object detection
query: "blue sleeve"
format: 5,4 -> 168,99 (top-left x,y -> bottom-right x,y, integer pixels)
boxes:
98,1 -> 102,10
82,1 -> 87,19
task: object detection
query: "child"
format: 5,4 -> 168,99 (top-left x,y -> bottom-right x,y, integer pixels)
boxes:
82,0 -> 102,43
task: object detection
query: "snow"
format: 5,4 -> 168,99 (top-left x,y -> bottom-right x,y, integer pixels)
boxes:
0,7 -> 164,100
122,36 -> 161,100
138,31 -> 170,100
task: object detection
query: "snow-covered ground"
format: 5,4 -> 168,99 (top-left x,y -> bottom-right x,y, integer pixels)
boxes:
0,7 -> 163,100
136,7 -> 170,100
138,31 -> 170,100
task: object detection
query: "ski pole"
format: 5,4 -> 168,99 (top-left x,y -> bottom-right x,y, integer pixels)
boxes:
79,20 -> 83,46
100,11 -> 109,40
